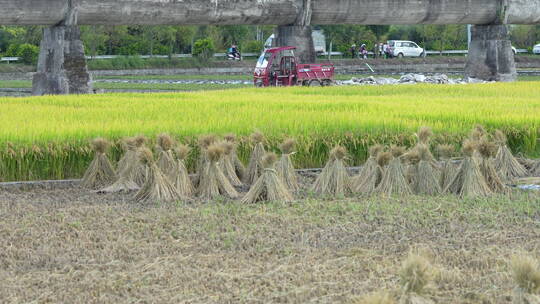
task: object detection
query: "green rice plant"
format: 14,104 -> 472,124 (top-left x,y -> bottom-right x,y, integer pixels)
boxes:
0,82 -> 539,181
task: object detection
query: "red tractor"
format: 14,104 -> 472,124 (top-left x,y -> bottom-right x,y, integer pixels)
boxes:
253,46 -> 334,87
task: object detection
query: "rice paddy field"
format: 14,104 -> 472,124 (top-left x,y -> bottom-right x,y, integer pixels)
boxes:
0,81 -> 539,181
2,81 -> 540,304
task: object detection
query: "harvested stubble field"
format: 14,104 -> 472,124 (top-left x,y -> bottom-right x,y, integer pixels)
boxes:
1,82 -> 539,182
0,187 -> 539,303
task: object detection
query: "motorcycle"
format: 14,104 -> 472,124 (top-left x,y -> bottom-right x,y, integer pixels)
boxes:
227,52 -> 242,61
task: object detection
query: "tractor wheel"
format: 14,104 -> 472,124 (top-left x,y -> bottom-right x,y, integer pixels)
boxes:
308,80 -> 321,87
322,79 -> 333,86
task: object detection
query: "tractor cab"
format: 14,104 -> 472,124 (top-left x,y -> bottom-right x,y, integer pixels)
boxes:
254,46 -> 297,87
254,46 -> 335,87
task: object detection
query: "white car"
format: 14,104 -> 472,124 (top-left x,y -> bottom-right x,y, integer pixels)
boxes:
533,44 -> 540,55
388,40 -> 425,58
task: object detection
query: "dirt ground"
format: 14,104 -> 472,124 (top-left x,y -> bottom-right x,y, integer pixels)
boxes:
0,185 -> 539,303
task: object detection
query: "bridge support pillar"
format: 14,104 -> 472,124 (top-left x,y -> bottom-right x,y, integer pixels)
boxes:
275,25 -> 316,63
465,24 -> 517,82
32,25 -> 92,95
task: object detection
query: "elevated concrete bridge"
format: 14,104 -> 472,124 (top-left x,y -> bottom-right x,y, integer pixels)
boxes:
2,0 -> 540,94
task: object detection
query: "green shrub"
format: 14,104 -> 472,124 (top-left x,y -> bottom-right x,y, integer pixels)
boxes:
243,40 -> 264,53
18,44 -> 40,65
192,38 -> 215,60
5,44 -> 20,57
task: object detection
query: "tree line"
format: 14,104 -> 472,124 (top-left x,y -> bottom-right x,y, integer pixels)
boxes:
0,25 -> 539,64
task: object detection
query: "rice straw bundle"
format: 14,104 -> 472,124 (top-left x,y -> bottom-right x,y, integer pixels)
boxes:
276,138 -> 299,192
117,137 -> 136,174
312,146 -> 352,197
156,133 -> 176,181
81,138 -> 117,190
403,148 -> 420,186
132,135 -> 149,187
444,140 -> 492,198
352,144 -> 383,188
494,130 -> 528,181
376,146 -> 412,196
531,161 -> 540,177
241,153 -> 294,203
517,156 -> 537,173
477,138 -> 507,193
437,144 -> 458,190
470,124 -> 487,141
173,144 -> 194,197
195,135 -> 218,185
197,144 -> 239,200
224,133 -> 246,181
134,148 -> 184,203
413,144 -> 441,195
219,141 -> 243,186
510,255 -> 540,304
355,151 -> 390,194
398,254 -> 436,304
416,126 -> 433,145
99,139 -> 140,193
244,131 -> 266,185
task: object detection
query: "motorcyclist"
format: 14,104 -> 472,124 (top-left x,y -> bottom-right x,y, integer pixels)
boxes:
228,44 -> 241,60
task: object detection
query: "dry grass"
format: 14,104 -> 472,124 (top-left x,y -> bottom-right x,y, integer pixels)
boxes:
0,188 -> 539,303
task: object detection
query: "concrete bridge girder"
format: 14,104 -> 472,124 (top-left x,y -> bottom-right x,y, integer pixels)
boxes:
3,0 -> 540,25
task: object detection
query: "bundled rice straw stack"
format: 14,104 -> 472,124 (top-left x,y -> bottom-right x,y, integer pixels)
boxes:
81,138 -> 117,190
117,137 -> 136,174
510,255 -> 540,304
444,140 -> 492,198
494,130 -> 528,181
197,143 -> 239,200
477,138 -> 507,193
312,146 -> 352,197
437,144 -> 458,191
355,151 -> 391,194
376,146 -> 411,196
132,135 -> 149,187
403,148 -> 420,186
241,152 -> 294,203
398,254 -> 436,304
195,134 -> 218,185
219,141 -> 243,186
276,138 -> 299,192
99,138 -> 140,193
531,161 -> 540,177
416,126 -> 433,145
173,144 -> 194,197
413,144 -> 441,195
156,133 -> 176,181
134,148 -> 184,203
352,144 -> 383,189
244,131 -> 266,185
224,134 -> 246,181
